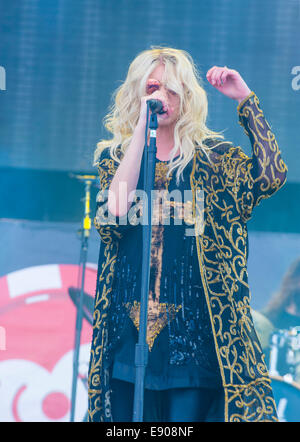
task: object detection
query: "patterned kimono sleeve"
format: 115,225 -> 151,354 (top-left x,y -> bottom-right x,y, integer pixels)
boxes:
221,91 -> 288,222
94,146 -> 142,243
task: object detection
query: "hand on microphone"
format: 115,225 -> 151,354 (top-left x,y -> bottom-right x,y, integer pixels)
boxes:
147,99 -> 165,114
137,88 -> 168,129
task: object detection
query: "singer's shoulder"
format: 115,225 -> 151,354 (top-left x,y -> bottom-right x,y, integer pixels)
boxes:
201,137 -> 233,154
195,138 -> 233,163
95,145 -> 123,166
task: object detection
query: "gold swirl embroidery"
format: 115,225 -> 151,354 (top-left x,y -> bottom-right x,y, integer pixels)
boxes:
190,90 -> 286,421
226,379 -> 277,422
88,237 -> 118,422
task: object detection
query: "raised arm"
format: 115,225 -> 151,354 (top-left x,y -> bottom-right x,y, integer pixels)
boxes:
222,92 -> 288,222
206,66 -> 288,222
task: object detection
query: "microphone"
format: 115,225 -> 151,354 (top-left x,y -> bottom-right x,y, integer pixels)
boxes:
147,99 -> 166,114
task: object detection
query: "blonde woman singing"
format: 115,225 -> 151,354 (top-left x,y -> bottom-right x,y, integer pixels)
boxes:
88,47 -> 288,422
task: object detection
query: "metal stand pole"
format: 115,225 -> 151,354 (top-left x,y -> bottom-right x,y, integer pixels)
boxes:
132,108 -> 158,422
70,177 -> 93,422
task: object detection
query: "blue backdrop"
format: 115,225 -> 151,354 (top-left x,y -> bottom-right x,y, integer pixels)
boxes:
0,0 -> 299,178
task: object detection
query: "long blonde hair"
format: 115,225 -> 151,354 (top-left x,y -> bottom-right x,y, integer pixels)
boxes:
94,46 -> 229,184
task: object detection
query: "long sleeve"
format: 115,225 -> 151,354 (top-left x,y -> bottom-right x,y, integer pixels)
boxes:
221,91 -> 288,222
94,146 -> 142,243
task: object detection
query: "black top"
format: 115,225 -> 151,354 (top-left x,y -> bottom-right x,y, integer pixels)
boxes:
105,154 -> 222,390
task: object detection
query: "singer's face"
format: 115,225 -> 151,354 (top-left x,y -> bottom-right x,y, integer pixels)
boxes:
146,64 -> 181,127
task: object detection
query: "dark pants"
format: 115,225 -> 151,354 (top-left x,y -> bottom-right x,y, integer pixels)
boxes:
110,378 -> 224,422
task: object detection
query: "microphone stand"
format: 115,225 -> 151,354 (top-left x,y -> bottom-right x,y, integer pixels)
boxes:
69,175 -> 95,422
132,103 -> 158,422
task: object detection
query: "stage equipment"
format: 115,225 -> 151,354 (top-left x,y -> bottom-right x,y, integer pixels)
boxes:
69,173 -> 97,422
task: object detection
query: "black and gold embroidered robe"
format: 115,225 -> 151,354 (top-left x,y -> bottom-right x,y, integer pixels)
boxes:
88,91 -> 288,422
